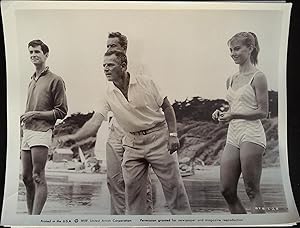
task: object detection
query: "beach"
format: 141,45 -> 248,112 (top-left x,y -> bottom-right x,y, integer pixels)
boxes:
17,164 -> 287,215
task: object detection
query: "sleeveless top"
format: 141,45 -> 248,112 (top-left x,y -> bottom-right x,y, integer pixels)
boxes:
226,71 -> 266,148
226,71 -> 260,114
225,70 -> 266,148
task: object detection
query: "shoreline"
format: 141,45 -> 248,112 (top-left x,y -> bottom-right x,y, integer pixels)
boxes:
17,165 -> 287,215
42,164 -> 284,185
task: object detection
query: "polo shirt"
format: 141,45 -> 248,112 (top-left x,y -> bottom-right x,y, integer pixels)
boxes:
24,68 -> 68,131
96,73 -> 166,132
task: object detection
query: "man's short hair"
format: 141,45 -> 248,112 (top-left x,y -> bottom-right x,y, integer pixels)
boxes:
28,40 -> 49,54
104,49 -> 127,65
108,32 -> 128,51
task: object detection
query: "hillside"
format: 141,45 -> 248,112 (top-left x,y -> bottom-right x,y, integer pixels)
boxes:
53,116 -> 279,169
53,92 -> 279,168
176,118 -> 279,168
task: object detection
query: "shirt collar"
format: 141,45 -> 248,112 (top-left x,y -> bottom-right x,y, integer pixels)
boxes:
128,72 -> 137,85
31,66 -> 49,80
108,72 -> 137,92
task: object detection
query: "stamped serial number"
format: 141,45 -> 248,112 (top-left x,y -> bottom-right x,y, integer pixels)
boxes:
255,207 -> 280,211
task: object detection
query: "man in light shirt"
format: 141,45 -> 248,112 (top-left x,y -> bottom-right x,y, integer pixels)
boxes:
94,32 -> 152,214
61,49 -> 191,214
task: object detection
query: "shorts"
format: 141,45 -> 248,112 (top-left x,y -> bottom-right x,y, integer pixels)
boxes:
21,129 -> 52,151
226,119 -> 266,149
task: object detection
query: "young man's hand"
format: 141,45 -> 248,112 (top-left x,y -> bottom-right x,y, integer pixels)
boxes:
20,111 -> 39,123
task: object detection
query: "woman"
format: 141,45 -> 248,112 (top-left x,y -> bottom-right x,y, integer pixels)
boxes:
212,32 -> 268,214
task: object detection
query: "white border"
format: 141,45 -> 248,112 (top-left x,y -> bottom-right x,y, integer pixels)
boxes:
1,1 -> 298,227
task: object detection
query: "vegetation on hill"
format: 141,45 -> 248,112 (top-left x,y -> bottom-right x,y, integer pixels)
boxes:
54,91 -> 279,167
176,118 -> 279,168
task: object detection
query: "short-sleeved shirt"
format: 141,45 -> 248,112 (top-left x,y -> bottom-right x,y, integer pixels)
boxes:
95,73 -> 166,132
24,68 -> 68,131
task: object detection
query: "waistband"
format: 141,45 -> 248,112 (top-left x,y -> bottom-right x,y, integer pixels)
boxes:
129,121 -> 166,136
23,119 -> 55,132
230,119 -> 262,125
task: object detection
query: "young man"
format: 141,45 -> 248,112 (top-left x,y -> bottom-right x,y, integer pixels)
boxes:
21,40 -> 68,214
94,32 -> 152,214
61,49 -> 191,215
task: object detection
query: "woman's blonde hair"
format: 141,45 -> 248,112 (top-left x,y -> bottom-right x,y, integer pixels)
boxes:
228,32 -> 260,66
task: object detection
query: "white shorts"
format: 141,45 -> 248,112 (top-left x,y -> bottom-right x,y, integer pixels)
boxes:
21,129 -> 52,151
227,120 -> 266,149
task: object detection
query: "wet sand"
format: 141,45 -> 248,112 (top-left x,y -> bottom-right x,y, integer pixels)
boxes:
17,166 -> 287,215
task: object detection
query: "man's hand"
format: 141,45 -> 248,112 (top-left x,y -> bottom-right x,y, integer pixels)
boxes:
168,136 -> 180,154
91,159 -> 107,174
20,111 -> 39,123
58,134 -> 76,147
91,160 -> 102,173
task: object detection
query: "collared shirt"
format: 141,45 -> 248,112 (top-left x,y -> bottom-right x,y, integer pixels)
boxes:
24,68 -> 68,131
95,73 -> 166,132
33,66 -> 49,81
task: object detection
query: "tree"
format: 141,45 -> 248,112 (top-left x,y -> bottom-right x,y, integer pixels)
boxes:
172,90 -> 278,122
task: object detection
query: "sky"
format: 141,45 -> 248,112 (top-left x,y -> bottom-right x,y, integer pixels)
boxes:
15,8 -> 283,115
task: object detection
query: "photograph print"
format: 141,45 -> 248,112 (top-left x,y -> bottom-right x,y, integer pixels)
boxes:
1,1 -> 299,227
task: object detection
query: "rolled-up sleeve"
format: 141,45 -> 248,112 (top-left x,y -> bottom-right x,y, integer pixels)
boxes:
51,77 -> 68,120
94,95 -> 111,121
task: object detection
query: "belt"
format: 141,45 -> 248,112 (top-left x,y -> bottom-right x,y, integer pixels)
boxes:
129,121 -> 166,136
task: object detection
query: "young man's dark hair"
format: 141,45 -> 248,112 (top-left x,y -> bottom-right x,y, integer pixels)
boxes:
28,39 -> 49,54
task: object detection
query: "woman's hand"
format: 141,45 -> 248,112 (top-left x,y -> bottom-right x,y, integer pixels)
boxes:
212,109 -> 221,121
218,112 -> 234,122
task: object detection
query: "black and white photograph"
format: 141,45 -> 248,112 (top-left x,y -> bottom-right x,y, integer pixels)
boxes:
1,1 -> 299,227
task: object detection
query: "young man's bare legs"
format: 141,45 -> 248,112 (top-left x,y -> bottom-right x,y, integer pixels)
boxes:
21,146 -> 48,215
21,150 -> 34,215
